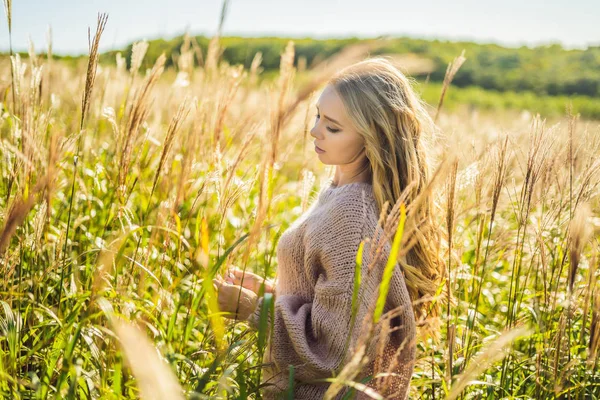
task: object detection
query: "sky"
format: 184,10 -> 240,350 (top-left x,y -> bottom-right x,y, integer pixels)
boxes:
1,0 -> 599,56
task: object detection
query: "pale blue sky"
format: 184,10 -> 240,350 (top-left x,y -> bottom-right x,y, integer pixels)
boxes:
1,0 -> 599,55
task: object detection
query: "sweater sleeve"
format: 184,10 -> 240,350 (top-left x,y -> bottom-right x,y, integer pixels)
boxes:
245,196 -> 376,385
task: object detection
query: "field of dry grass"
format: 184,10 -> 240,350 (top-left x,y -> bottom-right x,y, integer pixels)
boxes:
1,11 -> 600,400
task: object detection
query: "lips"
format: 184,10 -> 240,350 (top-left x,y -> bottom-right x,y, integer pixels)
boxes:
314,142 -> 325,152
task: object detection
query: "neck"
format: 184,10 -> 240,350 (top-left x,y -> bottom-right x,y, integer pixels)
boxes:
333,158 -> 371,187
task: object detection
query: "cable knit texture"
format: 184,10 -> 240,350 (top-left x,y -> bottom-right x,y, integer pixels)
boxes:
246,180 -> 417,399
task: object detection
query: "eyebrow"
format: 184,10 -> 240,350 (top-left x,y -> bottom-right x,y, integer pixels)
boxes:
315,104 -> 342,126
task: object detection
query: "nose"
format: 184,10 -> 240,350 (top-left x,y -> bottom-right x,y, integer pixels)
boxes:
310,123 -> 323,140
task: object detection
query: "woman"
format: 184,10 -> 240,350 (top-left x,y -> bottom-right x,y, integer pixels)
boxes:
214,57 -> 444,399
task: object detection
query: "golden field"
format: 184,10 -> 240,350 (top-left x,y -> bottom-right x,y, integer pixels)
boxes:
1,14 -> 600,399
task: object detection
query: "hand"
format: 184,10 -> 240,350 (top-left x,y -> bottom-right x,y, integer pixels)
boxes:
212,278 -> 258,320
225,266 -> 276,295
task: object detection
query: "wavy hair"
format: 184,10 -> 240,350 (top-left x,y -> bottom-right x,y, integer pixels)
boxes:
328,56 -> 446,337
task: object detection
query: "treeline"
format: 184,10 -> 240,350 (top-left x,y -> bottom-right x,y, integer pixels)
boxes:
96,35 -> 600,99
3,35 -> 599,99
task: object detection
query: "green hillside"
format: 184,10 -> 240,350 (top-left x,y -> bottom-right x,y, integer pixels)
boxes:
95,35 -> 600,99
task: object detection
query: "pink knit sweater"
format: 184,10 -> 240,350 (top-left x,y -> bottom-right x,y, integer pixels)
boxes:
247,180 -> 417,399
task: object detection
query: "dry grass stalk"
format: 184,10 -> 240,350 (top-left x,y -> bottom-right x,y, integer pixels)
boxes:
434,50 -> 466,124
249,51 -> 263,86
91,233 -> 127,297
445,158 -> 459,254
366,201 -> 390,267
177,32 -> 194,78
120,39 -> 149,118
373,312 -> 392,387
491,135 -> 510,224
447,326 -> 531,400
130,40 -> 149,77
3,0 -> 11,32
572,156 -> 600,210
588,292 -> 600,365
240,145 -> 268,268
1,127 -> 39,171
204,35 -> 222,75
580,250 -> 598,347
552,312 -> 568,392
190,35 -> 204,68
9,53 -> 25,117
80,13 -> 108,133
174,109 -> 206,210
102,106 -> 120,153
217,180 -> 249,232
12,55 -> 45,187
376,304 -> 416,395
204,0 -> 229,74
118,53 -> 166,198
213,64 -> 245,146
27,37 -> 38,69
3,0 -> 15,110
536,227 -> 550,305
444,158 -> 458,384
44,129 -> 60,239
567,105 -> 576,212
150,98 -> 192,196
270,41 -> 296,167
46,25 -> 52,61
518,116 -> 555,227
567,202 -> 592,294
215,125 -> 260,225
471,155 -> 485,280
0,175 -> 48,256
218,112 -> 257,159
322,338 -> 372,400
111,318 -> 185,400
222,126 -> 258,194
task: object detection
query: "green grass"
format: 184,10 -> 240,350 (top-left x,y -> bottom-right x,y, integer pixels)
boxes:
417,80 -> 600,120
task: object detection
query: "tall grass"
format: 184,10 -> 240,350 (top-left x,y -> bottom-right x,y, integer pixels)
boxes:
0,9 -> 599,400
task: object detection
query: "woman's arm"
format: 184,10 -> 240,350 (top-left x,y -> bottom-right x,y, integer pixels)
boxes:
245,199 -> 378,384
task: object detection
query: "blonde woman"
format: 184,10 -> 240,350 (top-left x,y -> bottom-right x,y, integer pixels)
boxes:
214,57 -> 444,399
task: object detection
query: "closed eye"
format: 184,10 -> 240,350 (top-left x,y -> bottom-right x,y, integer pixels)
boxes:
315,114 -> 340,133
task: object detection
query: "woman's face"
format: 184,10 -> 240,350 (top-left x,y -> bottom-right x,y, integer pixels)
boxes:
310,84 -> 366,165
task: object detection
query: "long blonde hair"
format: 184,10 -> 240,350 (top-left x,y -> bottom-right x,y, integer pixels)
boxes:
328,57 -> 445,334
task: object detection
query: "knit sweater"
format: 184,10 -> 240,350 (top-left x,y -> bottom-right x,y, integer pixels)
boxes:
246,180 -> 417,399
